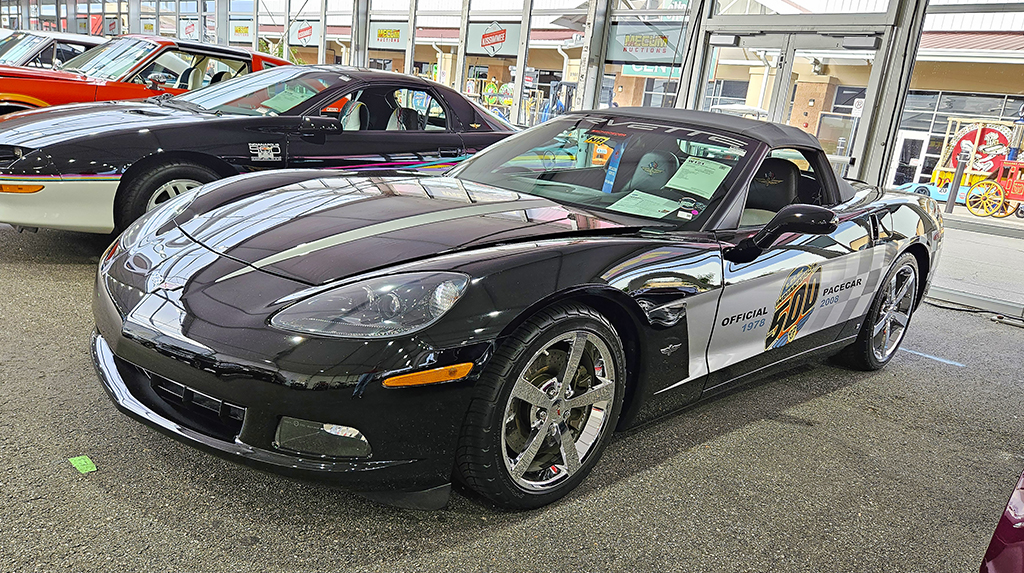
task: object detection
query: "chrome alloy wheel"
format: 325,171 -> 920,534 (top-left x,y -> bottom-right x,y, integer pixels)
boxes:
872,262 -> 917,362
500,330 -> 616,492
146,178 -> 202,212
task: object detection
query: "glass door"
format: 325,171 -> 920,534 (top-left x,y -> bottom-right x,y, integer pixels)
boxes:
699,34 -> 789,122
779,35 -> 878,175
700,32 -> 879,173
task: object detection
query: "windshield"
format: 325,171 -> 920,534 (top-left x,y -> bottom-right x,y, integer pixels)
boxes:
449,114 -> 755,227
0,33 -> 47,65
59,37 -> 155,80
175,66 -> 339,115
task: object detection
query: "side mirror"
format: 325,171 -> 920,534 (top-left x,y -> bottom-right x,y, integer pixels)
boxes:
147,72 -> 171,90
725,204 -> 839,264
300,116 -> 341,134
299,116 -> 341,144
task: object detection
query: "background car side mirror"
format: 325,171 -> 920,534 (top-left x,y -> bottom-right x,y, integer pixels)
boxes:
725,204 -> 839,264
299,116 -> 342,144
147,73 -> 171,90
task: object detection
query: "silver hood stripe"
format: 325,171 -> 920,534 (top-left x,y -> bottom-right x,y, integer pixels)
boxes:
215,199 -> 551,283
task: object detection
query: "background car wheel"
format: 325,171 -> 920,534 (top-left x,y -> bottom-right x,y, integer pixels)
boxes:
116,161 -> 219,231
839,252 -> 919,371
456,303 -> 625,509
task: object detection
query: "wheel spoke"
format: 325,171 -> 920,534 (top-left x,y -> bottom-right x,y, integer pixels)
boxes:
510,375 -> 554,409
510,424 -> 548,480
891,310 -> 910,328
894,276 -> 914,303
564,378 -> 614,410
557,332 -> 587,393
557,423 -> 581,476
872,314 -> 889,337
883,318 -> 892,351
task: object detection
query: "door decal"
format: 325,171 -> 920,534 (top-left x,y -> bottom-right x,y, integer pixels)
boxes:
766,263 -> 821,349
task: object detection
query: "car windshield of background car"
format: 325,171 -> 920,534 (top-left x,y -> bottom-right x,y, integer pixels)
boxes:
175,67 -> 336,115
0,33 -> 47,65
450,114 -> 752,227
59,38 -> 153,80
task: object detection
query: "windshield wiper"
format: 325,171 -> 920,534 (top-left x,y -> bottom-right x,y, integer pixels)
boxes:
61,67 -> 86,75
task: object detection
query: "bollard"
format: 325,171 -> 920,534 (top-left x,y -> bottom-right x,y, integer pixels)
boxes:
944,151 -> 970,214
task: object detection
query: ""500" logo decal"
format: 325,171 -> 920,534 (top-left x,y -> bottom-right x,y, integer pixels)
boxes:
766,264 -> 821,350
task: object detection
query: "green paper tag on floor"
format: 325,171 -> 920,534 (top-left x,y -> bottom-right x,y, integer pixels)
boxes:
69,456 -> 96,474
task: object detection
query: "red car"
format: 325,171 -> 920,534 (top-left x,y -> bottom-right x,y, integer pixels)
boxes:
0,34 -> 289,115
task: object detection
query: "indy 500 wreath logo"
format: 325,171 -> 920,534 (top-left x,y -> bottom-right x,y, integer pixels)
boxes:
249,143 -> 282,162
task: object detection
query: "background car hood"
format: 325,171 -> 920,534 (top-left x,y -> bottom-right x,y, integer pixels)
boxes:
176,175 -> 631,286
0,64 -> 92,82
0,100 -> 198,147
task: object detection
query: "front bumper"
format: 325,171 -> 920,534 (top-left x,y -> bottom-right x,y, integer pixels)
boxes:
92,265 -> 488,509
0,175 -> 119,233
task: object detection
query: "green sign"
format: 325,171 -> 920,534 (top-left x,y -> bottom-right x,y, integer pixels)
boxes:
623,64 -> 683,79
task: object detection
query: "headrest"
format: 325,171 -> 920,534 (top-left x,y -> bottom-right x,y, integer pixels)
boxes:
626,150 -> 680,193
210,70 -> 231,84
339,101 -> 368,131
747,157 -> 800,213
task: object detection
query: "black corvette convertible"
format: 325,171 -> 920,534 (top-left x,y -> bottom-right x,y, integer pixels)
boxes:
91,109 -> 943,509
0,65 -> 513,234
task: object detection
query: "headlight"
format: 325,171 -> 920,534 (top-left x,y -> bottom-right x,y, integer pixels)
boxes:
270,272 -> 470,339
119,187 -> 201,250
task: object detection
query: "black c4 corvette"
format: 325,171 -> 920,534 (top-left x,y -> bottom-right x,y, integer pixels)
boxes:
92,109 -> 943,509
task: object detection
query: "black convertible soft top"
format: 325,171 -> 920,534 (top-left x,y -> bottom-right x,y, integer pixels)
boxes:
594,107 -> 823,150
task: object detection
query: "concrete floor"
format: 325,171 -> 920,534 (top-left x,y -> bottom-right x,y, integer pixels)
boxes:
1,227 -> 1022,572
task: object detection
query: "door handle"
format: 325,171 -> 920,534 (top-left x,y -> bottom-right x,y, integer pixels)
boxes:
438,147 -> 463,158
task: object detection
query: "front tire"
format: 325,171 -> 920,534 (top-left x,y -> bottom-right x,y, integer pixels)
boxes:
115,161 -> 219,231
456,303 -> 625,509
840,252 -> 919,371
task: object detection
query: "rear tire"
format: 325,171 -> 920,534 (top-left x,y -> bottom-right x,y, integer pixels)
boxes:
456,303 -> 625,509
839,252 -> 919,371
115,161 -> 218,231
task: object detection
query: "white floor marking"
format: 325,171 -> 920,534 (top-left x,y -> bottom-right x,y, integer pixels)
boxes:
901,348 -> 966,367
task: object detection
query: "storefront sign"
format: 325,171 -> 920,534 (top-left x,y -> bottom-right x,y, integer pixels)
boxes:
288,20 -> 321,46
467,22 -> 521,57
605,21 -> 685,64
621,64 -> 682,79
229,19 -> 253,42
179,18 -> 199,40
367,22 -> 409,50
104,17 -> 119,36
141,18 -> 156,35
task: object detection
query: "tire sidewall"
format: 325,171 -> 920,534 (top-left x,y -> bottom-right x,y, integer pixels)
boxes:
117,163 -> 219,230
487,313 -> 626,509
859,252 -> 919,370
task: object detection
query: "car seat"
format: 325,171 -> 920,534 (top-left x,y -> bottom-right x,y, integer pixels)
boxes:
175,67 -> 196,90
624,150 -> 680,195
740,157 -> 800,226
386,107 -> 421,130
339,101 -> 369,131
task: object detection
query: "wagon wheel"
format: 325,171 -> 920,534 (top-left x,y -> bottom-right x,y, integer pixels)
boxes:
965,180 -> 1005,217
992,200 -> 1021,219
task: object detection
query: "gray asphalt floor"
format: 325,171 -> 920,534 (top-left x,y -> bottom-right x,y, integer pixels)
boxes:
1,227 -> 1022,572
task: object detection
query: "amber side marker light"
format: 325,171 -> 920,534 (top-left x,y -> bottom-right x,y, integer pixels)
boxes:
0,184 -> 44,193
383,363 -> 473,388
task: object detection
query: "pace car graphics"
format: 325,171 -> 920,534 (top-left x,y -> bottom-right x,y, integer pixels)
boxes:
766,263 -> 821,349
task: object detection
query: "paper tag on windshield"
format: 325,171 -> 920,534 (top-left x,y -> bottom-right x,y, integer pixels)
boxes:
665,157 -> 732,199
261,89 -> 310,113
608,191 -> 678,219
